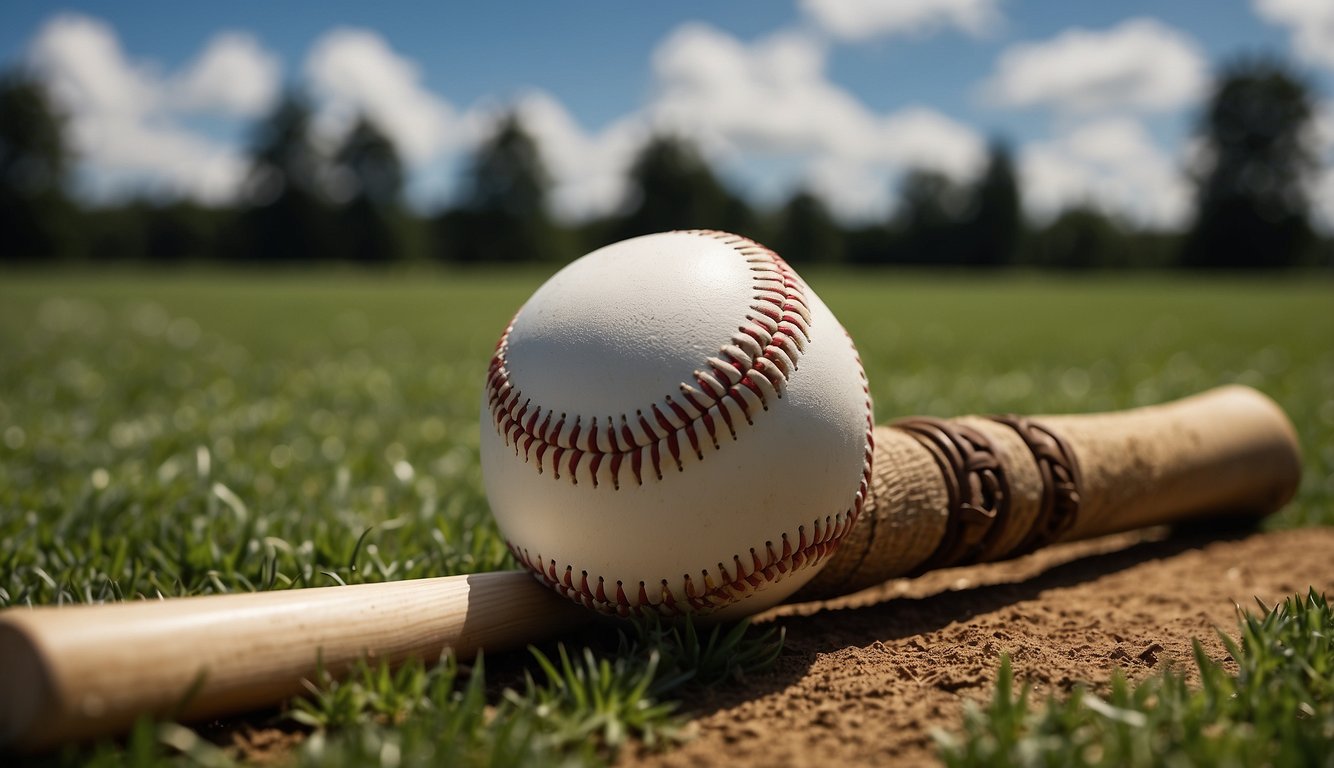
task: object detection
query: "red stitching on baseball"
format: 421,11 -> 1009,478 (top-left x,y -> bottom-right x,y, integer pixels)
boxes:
491,230 -> 876,616
485,230 -> 813,489
508,508 -> 859,617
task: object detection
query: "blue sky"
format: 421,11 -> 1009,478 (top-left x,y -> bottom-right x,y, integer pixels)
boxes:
3,1 -> 1331,228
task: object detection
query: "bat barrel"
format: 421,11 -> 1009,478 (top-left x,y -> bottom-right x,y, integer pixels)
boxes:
0,571 -> 588,751
802,385 -> 1302,598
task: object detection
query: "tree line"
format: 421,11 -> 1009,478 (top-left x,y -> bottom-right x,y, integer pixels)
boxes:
1,57 -> 1329,269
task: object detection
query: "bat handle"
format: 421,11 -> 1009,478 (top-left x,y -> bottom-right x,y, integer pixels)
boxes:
0,571 -> 589,751
804,385 -> 1303,597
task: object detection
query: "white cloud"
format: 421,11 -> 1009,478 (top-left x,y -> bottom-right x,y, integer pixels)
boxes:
1254,0 -> 1334,70
800,0 -> 1001,42
512,92 -> 648,221
1019,118 -> 1191,228
76,125 -> 250,204
1315,170 -> 1334,231
650,26 -> 874,157
27,13 -> 252,203
171,32 -> 280,117
1316,101 -> 1334,152
1311,102 -> 1334,229
305,28 -> 460,163
804,157 -> 894,221
984,18 -> 1207,113
646,23 -> 985,219
876,108 -> 986,178
28,14 -> 156,121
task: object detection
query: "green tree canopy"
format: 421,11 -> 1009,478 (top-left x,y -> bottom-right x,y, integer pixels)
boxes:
773,189 -> 844,263
333,116 -> 409,263
613,134 -> 755,241
239,92 -> 335,262
962,140 -> 1022,268
245,93 -> 323,203
1029,206 -> 1124,270
464,114 -> 548,221
439,113 -> 563,262
336,117 -> 404,207
893,168 -> 970,265
1183,57 -> 1318,269
0,69 -> 77,261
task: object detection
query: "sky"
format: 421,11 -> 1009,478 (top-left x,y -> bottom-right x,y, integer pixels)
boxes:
2,0 -> 1333,229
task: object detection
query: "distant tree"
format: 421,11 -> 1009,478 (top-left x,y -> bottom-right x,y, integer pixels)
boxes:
1183,57 -> 1318,269
1126,229 -> 1184,270
1314,235 -> 1334,269
237,92 -> 335,261
72,201 -> 231,263
962,140 -> 1022,268
439,113 -> 561,262
82,205 -> 147,262
336,118 -> 404,207
1029,206 -> 1124,270
843,223 -> 896,266
613,135 -> 756,242
0,69 -> 78,261
144,201 -> 224,262
773,189 -> 844,263
893,168 -> 969,266
333,117 -> 408,263
465,115 -> 547,222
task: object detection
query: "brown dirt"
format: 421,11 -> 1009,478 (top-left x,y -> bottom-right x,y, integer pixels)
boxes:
640,525 -> 1334,768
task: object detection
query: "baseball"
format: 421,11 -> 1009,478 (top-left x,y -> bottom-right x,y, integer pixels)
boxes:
480,230 -> 873,620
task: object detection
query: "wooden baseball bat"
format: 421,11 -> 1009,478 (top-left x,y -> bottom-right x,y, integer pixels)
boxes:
0,385 -> 1301,751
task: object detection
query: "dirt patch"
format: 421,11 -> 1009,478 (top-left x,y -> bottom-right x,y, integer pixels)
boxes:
224,724 -> 306,765
642,526 -> 1334,767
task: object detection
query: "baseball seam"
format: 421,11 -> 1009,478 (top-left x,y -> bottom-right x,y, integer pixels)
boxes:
511,509 -> 853,616
485,230 -> 812,489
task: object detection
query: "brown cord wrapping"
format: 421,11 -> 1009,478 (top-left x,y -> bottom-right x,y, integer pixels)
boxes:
893,417 -> 1010,574
987,415 -> 1083,556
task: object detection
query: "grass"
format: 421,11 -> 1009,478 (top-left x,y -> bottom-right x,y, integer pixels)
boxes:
281,616 -> 783,767
936,590 -> 1334,767
1,268 -> 1332,765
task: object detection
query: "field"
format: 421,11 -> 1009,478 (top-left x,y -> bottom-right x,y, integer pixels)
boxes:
1,269 -> 1332,766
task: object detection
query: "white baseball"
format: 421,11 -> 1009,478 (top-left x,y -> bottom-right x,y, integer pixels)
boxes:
480,230 -> 873,620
